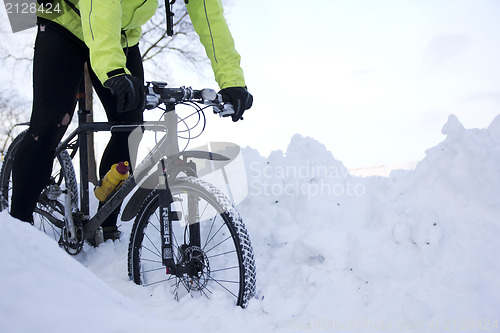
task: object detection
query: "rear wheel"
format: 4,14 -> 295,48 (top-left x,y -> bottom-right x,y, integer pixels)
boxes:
128,177 -> 256,308
0,130 -> 78,242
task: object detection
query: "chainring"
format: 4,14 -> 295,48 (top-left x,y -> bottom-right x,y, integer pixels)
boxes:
60,217 -> 84,255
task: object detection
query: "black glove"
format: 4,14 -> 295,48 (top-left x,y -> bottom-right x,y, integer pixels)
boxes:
104,74 -> 145,113
219,87 -> 253,122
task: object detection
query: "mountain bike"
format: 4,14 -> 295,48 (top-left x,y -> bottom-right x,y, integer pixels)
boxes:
0,80 -> 256,308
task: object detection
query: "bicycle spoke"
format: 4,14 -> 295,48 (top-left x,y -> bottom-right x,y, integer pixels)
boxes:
207,249 -> 236,259
143,277 -> 174,287
199,289 -> 211,299
206,275 -> 239,298
171,226 -> 181,251
203,214 -> 216,247
204,235 -> 232,254
203,221 -> 226,252
210,265 -> 239,274
144,229 -> 162,255
196,283 -> 212,299
149,216 -> 161,234
198,200 -> 210,222
143,266 -> 167,274
141,258 -> 162,264
142,244 -> 162,258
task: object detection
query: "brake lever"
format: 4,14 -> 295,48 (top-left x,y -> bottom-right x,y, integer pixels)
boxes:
209,92 -> 235,117
213,103 -> 235,117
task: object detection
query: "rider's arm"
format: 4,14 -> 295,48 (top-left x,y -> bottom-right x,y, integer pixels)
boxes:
78,0 -> 131,84
186,0 -> 246,89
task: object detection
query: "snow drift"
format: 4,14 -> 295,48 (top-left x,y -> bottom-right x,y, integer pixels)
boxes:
1,114 -> 499,333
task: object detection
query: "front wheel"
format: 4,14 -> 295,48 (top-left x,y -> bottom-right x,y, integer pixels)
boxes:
128,177 -> 256,308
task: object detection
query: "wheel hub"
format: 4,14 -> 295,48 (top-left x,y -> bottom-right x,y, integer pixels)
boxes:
177,245 -> 210,291
44,184 -> 62,201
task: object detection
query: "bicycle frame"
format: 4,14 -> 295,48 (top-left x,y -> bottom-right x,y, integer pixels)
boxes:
58,80 -> 229,249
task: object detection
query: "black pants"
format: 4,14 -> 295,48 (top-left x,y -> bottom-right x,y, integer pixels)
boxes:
10,20 -> 144,224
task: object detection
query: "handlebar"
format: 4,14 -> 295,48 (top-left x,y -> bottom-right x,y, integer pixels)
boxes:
144,81 -> 235,117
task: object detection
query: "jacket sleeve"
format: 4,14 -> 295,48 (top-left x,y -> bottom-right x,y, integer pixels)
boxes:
186,0 -> 246,89
79,0 -> 130,85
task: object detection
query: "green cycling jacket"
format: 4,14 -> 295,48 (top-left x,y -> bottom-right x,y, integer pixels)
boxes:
38,0 -> 245,88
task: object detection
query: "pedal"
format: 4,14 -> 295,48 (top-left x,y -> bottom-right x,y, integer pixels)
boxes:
94,227 -> 104,246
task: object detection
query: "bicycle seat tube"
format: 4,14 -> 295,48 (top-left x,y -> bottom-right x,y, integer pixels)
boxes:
77,77 -> 92,219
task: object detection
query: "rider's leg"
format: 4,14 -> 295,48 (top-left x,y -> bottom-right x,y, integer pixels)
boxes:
10,22 -> 86,223
89,44 -> 144,234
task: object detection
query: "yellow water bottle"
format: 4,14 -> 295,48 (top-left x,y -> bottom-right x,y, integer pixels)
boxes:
94,161 -> 130,202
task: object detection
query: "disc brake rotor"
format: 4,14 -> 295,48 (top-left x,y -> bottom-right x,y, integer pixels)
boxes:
177,246 -> 210,291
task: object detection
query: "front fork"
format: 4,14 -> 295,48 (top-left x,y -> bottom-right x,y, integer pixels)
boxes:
158,159 -> 202,277
158,159 -> 176,274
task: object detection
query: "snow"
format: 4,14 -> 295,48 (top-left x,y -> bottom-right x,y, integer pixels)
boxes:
1,115 -> 500,332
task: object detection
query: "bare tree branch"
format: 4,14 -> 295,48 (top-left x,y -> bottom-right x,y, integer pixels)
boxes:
140,1 -> 207,80
1,53 -> 32,62
0,91 -> 29,155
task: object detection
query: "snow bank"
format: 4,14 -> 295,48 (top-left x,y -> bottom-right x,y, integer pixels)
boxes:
0,213 -> 201,333
237,115 -> 500,331
1,114 -> 499,333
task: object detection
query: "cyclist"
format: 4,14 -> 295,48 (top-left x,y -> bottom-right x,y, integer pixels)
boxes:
9,0 -> 253,241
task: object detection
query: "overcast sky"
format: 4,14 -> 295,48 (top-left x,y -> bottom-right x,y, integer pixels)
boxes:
201,0 -> 500,168
2,0 -> 500,169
